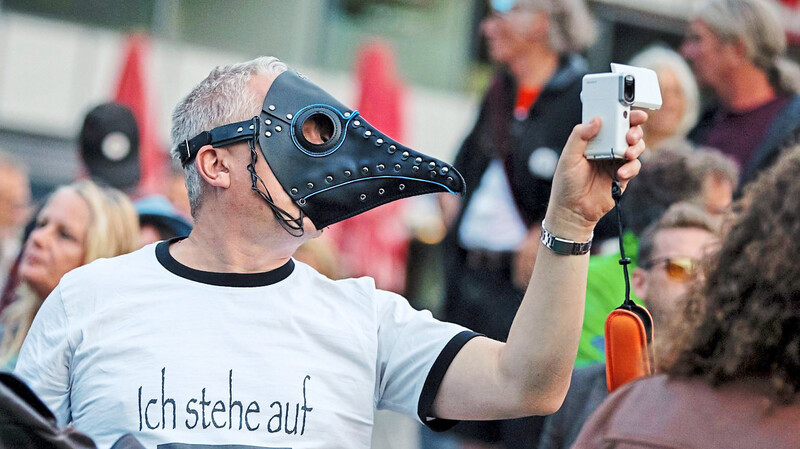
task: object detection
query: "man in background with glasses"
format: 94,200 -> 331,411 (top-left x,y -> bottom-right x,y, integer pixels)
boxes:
537,202 -> 719,449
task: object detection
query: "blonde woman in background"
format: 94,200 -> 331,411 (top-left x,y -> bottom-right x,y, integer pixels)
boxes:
628,45 -> 701,154
0,180 -> 139,370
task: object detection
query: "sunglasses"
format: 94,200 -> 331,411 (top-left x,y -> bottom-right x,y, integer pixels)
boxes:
642,257 -> 700,282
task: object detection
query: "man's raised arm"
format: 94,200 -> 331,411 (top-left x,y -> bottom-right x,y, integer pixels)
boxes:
431,111 -> 647,420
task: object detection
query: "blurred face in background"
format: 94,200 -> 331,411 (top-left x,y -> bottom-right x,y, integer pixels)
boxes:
0,165 -> 31,237
702,172 -> 734,216
681,20 -> 733,93
19,190 -> 89,299
481,2 -> 545,64
643,67 -> 687,144
633,227 -> 717,327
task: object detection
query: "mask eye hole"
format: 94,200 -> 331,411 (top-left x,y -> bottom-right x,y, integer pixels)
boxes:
292,106 -> 343,155
303,113 -> 335,145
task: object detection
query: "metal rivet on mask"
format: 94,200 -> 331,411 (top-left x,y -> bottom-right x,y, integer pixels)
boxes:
428,162 -> 436,170
265,131 -> 272,137
344,112 -> 351,118
286,114 -> 293,120
377,164 -> 385,171
266,119 -> 272,125
412,166 -> 419,172
298,199 -> 306,205
430,171 -> 437,178
275,126 -> 282,132
269,105 -> 276,111
447,176 -> 454,183
378,188 -> 385,195
441,167 -> 449,174
394,164 -> 401,171
353,120 -> 361,127
364,131 -> 372,138
414,157 -> 422,165
237,127 -> 243,133
291,188 -> 298,194
326,175 -> 334,183
362,167 -> 369,175
344,170 -> 352,177
249,124 -> 255,130
360,194 -> 367,201
376,138 -> 384,145
401,151 -> 410,160
399,184 -> 406,191
307,182 -> 314,189
388,145 -> 397,154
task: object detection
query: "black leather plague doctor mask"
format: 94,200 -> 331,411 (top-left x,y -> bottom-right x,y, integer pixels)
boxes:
178,70 -> 466,236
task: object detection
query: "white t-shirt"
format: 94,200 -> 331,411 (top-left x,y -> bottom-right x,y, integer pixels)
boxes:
14,240 -> 476,449
458,159 -> 528,251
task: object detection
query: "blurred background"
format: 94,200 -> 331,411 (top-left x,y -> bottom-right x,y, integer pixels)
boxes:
9,0 -> 800,195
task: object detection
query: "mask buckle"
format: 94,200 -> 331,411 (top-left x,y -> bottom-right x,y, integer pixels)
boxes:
177,117 -> 261,166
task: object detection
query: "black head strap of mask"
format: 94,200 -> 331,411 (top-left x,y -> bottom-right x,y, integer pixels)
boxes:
178,117 -> 307,236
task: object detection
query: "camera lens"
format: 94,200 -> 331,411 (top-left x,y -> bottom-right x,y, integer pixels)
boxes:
623,75 -> 635,104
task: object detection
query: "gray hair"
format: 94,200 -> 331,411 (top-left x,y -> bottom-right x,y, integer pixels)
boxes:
629,45 -> 701,141
520,0 -> 596,53
637,201 -> 718,268
688,147 -> 740,189
170,56 -> 288,216
694,0 -> 800,93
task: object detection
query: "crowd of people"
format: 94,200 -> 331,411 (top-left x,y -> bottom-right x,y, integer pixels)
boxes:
429,0 -> 800,448
0,0 -> 798,448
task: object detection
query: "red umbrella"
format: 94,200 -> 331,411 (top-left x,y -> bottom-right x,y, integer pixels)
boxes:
114,34 -> 167,196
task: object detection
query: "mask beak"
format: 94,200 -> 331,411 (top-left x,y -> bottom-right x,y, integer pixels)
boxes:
257,70 -> 466,229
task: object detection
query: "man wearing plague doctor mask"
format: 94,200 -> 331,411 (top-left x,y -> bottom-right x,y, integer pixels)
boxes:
14,56 -> 645,449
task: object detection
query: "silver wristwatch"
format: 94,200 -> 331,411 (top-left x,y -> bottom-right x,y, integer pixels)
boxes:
540,221 -> 593,255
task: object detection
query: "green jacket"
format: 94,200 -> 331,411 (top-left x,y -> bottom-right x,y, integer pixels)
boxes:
576,232 -> 645,367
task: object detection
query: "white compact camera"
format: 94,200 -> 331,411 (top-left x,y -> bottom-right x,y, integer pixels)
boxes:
581,63 -> 662,160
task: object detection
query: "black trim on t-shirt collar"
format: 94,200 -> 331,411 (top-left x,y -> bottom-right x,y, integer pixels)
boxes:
155,238 -> 294,287
418,330 -> 482,431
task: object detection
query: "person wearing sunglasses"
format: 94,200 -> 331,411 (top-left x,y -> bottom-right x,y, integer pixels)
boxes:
537,202 -> 719,449
571,149 -> 800,449
436,1 -> 595,447
631,209 -> 717,327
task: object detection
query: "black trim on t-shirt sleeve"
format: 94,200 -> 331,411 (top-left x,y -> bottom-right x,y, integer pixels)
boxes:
155,238 -> 294,287
417,330 -> 482,431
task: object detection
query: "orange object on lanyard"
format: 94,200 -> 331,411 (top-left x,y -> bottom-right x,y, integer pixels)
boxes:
604,180 -> 655,393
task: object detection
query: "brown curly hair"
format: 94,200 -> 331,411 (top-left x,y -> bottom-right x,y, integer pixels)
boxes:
665,147 -> 800,404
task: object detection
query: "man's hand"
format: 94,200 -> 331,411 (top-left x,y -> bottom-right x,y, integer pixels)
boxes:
544,111 -> 647,241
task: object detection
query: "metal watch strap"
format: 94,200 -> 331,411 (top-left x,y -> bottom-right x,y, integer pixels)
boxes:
540,221 -> 593,255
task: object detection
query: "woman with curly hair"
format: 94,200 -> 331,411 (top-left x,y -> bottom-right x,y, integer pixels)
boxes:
571,147 -> 800,449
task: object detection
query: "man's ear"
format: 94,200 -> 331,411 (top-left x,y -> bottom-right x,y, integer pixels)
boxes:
195,145 -> 231,189
632,267 -> 648,300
